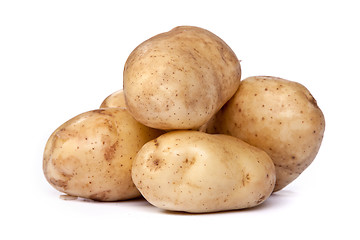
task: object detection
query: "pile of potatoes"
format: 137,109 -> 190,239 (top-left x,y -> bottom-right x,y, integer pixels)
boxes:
43,26 -> 325,213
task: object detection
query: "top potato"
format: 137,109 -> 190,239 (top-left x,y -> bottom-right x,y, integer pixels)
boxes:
123,26 -> 241,130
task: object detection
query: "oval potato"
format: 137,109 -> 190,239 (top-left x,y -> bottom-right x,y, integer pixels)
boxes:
100,90 -> 126,109
123,26 -> 241,130
205,76 -> 325,191
43,108 -> 164,201
132,131 -> 276,213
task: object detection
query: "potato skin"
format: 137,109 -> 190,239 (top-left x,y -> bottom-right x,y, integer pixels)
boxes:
206,76 -> 325,191
132,131 -> 275,213
123,26 -> 241,130
43,108 -> 164,201
100,90 -> 126,109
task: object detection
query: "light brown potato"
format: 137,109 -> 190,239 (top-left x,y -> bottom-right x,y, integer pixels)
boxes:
205,76 -> 325,192
43,108 -> 164,201
123,26 -> 241,130
132,131 -> 276,213
100,90 -> 126,109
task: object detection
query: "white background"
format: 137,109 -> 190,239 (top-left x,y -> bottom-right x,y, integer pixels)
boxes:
1,0 -> 359,239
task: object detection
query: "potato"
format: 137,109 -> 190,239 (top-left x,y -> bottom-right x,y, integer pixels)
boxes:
132,131 -> 276,213
43,108 -> 164,201
205,76 -> 325,191
123,26 -> 241,130
100,90 -> 126,109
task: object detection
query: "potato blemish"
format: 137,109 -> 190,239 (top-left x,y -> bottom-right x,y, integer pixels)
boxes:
241,172 -> 251,186
153,159 -> 160,166
147,156 -> 163,171
104,140 -> 118,161
256,195 -> 266,204
89,190 -> 112,201
154,139 -> 159,147
49,178 -> 68,189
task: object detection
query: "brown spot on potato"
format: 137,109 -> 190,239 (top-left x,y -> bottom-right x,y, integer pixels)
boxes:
104,140 -> 118,161
306,92 -> 318,108
242,173 -> 251,186
153,159 -> 160,166
89,190 -> 112,201
93,109 -> 107,114
256,195 -> 266,204
93,109 -> 114,117
148,157 -> 163,171
49,178 -> 68,189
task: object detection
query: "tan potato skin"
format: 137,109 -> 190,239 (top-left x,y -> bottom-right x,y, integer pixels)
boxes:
205,76 -> 325,192
123,26 -> 241,130
100,90 -> 126,109
43,108 -> 164,201
132,131 -> 276,213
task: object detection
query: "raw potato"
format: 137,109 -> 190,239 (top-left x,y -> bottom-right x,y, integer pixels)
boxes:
100,90 -> 126,109
205,76 -> 325,191
132,131 -> 276,213
43,108 -> 164,201
123,26 -> 241,130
